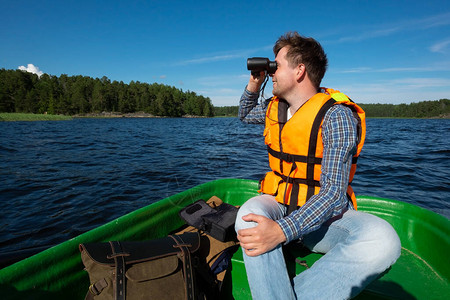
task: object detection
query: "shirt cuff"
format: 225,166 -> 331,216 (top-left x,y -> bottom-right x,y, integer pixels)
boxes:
276,216 -> 302,244
244,86 -> 260,99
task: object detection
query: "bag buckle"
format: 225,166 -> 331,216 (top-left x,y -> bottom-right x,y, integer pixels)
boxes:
89,283 -> 100,295
89,278 -> 108,295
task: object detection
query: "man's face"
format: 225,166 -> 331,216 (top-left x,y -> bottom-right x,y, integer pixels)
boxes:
271,46 -> 298,98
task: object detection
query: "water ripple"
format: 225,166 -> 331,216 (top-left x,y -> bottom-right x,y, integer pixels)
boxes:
0,117 -> 448,253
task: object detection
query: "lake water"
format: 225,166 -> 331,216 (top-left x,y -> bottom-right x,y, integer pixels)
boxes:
0,117 -> 449,253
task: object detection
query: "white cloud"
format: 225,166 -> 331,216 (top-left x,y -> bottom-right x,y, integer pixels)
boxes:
207,74 -> 450,106
331,77 -> 450,104
430,39 -> 450,53
177,54 -> 243,66
337,27 -> 401,43
174,45 -> 273,66
420,12 -> 450,29
335,63 -> 450,74
196,85 -> 245,106
390,77 -> 450,89
338,67 -> 373,74
18,64 -> 44,77
205,91 -> 243,107
334,12 -> 450,44
196,74 -> 247,87
152,74 -> 167,80
193,73 -> 276,106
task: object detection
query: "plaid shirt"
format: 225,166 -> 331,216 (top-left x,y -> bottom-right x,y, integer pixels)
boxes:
239,88 -> 358,243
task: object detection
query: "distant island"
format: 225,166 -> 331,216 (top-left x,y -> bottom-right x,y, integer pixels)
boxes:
1,68 -> 448,119
215,100 -> 450,119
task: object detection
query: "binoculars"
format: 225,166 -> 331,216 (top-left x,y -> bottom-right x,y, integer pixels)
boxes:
247,57 -> 277,76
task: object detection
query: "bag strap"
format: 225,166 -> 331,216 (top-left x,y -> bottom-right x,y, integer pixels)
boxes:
85,278 -> 108,300
84,241 -> 129,300
170,234 -> 196,300
108,241 -> 129,300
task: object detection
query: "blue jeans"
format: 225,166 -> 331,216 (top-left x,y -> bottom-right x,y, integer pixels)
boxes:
235,194 -> 401,300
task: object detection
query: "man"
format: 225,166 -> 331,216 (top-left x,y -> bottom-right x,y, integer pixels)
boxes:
235,32 -> 401,299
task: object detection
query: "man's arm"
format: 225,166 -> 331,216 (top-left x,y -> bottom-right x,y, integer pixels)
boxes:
238,89 -> 268,124
239,72 -> 270,124
276,105 -> 359,243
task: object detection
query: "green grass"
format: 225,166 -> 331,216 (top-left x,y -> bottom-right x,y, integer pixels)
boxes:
0,113 -> 73,122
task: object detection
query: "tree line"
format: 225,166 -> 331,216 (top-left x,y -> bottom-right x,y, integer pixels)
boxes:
1,68 -> 448,118
0,69 -> 214,117
214,100 -> 450,118
359,100 -> 449,118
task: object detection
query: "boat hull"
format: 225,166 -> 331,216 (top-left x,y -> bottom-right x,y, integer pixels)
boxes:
0,179 -> 448,299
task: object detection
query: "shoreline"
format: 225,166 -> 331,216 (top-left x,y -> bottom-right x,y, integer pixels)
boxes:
0,113 -> 73,122
1,112 -> 449,122
0,112 -> 211,122
73,112 -> 211,118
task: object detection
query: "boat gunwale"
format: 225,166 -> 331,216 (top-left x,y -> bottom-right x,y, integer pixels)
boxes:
0,178 -> 448,299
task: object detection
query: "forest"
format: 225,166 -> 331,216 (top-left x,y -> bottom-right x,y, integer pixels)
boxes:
1,68 -> 448,118
359,101 -> 449,118
214,100 -> 450,118
0,69 -> 214,117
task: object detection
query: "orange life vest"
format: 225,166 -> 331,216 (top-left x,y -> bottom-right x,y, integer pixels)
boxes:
258,88 -> 366,213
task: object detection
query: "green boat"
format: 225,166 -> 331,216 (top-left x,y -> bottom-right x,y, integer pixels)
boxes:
0,178 -> 448,299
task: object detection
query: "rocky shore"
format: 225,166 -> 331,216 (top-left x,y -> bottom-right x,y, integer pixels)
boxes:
74,111 -> 154,118
73,112 -> 209,118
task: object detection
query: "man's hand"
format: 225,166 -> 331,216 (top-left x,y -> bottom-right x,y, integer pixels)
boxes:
247,71 -> 266,93
237,213 -> 286,257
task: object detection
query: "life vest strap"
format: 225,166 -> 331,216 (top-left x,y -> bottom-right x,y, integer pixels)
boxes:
288,183 -> 300,215
268,146 -> 358,165
273,171 -> 321,187
267,146 -> 323,164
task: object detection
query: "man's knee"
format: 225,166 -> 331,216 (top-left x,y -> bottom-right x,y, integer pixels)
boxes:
235,194 -> 282,231
235,196 -> 262,231
373,217 -> 401,264
353,212 -> 401,267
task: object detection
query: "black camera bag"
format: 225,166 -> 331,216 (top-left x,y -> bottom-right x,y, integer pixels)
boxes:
179,198 -> 238,242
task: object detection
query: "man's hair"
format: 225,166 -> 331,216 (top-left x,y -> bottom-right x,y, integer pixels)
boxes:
273,32 -> 328,88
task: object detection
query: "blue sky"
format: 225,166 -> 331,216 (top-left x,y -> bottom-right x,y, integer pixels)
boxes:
1,0 -> 449,106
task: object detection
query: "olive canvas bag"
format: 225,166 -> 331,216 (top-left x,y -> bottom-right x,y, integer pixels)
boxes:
79,232 -> 200,300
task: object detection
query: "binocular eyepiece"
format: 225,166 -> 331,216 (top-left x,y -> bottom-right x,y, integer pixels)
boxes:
247,57 -> 277,76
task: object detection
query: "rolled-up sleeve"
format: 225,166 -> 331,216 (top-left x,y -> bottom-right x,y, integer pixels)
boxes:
239,88 -> 269,124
